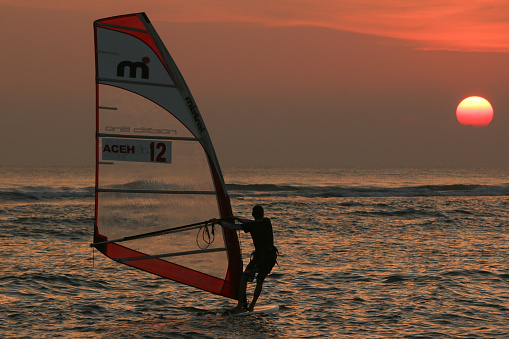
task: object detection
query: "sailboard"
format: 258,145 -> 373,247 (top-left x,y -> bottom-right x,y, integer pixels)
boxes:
91,13 -> 243,299
196,304 -> 280,319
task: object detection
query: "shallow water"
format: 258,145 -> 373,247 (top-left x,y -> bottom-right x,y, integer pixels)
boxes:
1,167 -> 508,338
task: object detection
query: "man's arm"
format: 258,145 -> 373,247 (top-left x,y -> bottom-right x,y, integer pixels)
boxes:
220,221 -> 243,230
211,218 -> 243,230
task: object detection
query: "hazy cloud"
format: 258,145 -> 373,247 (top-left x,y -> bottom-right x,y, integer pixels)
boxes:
2,0 -> 509,52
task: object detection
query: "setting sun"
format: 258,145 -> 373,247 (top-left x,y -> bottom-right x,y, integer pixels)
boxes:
456,96 -> 493,127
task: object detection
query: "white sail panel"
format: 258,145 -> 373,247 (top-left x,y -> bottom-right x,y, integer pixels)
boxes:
96,84 -> 224,273
96,27 -> 204,138
98,84 -> 194,138
97,85 -> 213,190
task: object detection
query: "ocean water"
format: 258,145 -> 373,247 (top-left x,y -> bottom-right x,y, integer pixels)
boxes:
1,166 -> 509,338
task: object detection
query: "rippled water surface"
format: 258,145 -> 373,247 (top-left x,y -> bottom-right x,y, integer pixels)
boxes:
1,167 -> 509,338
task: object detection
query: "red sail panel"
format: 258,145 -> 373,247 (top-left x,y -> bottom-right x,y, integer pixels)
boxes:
93,13 -> 242,299
96,13 -> 148,30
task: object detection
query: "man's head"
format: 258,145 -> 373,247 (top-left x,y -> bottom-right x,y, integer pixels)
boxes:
252,205 -> 264,220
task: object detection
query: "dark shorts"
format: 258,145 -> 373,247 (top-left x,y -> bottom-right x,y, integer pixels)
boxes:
242,246 -> 278,282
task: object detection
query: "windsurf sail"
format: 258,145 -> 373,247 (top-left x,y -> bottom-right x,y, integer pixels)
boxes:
92,13 -> 242,299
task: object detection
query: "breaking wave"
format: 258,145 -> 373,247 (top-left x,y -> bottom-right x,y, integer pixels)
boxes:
226,183 -> 509,198
2,183 -> 508,201
0,186 -> 94,201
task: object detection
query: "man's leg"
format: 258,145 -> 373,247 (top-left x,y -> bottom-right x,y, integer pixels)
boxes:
248,253 -> 276,311
231,276 -> 248,313
248,277 -> 264,312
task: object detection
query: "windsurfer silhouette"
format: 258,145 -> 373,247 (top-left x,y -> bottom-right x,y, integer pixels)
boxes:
214,205 -> 278,314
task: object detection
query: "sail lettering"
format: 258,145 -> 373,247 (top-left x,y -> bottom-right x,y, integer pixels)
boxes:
185,97 -> 206,134
105,126 -> 177,135
103,144 -> 136,154
117,60 -> 149,79
101,138 -> 172,164
105,126 -> 130,133
133,127 -> 177,135
150,142 -> 167,162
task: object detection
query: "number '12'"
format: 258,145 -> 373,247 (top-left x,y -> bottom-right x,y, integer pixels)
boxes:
150,142 -> 167,162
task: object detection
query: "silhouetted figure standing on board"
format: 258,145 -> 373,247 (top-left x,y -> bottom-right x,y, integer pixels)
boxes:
215,205 -> 278,314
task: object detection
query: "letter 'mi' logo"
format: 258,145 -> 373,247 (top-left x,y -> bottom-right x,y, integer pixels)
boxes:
117,57 -> 150,79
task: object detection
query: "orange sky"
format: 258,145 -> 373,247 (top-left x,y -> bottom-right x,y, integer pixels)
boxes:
1,1 -> 509,167
3,0 -> 509,52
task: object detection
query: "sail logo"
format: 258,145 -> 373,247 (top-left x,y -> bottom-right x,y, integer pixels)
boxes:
185,97 -> 206,134
117,57 -> 150,79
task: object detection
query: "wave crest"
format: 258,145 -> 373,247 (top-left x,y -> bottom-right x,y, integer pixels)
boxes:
227,183 -> 509,198
0,186 -> 94,201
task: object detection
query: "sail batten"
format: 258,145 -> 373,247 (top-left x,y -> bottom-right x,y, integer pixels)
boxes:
116,248 -> 228,262
95,22 -> 149,34
93,12 -> 242,299
97,106 -> 118,111
96,133 -> 199,141
98,77 -> 179,88
96,188 -> 217,195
